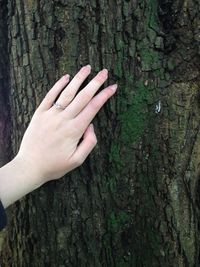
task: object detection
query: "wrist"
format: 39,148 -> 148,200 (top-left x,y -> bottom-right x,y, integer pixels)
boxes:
0,155 -> 45,208
14,152 -> 46,184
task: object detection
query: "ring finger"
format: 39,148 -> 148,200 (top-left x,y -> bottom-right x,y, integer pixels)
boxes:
55,64 -> 92,109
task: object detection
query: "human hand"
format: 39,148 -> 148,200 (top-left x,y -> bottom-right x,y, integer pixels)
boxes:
15,65 -> 117,183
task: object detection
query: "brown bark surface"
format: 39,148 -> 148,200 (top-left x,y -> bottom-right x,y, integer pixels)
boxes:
0,0 -> 200,266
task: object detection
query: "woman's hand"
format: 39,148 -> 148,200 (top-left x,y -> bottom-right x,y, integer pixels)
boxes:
16,65 -> 117,183
0,65 -> 117,208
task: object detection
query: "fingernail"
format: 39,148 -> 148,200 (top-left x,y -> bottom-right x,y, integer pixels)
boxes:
65,74 -> 70,80
90,123 -> 94,130
110,84 -> 118,92
101,69 -> 108,75
85,64 -> 91,69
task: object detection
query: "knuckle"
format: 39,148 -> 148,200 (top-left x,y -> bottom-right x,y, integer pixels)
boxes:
74,156 -> 84,166
44,92 -> 52,104
69,120 -> 82,136
90,135 -> 97,146
67,124 -> 80,136
94,70 -> 108,84
63,91 -> 74,102
76,73 -> 84,81
87,130 -> 97,145
56,76 -> 65,86
90,100 -> 100,110
80,92 -> 91,103
102,89 -> 111,99
94,75 -> 105,85
73,127 -> 81,137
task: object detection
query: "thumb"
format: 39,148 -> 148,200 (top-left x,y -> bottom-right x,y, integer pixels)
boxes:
68,124 -> 97,169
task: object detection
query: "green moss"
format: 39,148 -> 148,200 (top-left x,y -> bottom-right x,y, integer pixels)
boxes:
105,0 -> 167,265
138,39 -> 162,71
148,0 -> 159,31
108,211 -> 131,233
119,81 -> 154,144
116,259 -> 130,267
113,61 -> 123,79
107,79 -> 155,191
106,176 -> 117,192
167,57 -> 176,70
109,143 -> 124,169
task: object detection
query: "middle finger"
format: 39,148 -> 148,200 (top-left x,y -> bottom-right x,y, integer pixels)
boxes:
55,64 -> 91,109
63,68 -> 108,118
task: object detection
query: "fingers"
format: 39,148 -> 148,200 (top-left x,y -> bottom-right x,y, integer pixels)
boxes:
67,124 -> 97,170
64,68 -> 108,118
37,74 -> 70,112
55,65 -> 91,108
74,84 -> 117,132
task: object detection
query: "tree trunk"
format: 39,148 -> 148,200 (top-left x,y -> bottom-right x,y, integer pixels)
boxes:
1,0 -> 200,266
0,0 -> 12,253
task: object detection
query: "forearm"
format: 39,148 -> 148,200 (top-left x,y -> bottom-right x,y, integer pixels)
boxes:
0,156 -> 44,209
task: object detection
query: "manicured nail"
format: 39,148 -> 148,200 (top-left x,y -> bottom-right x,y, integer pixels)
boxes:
101,68 -> 108,75
110,84 -> 118,92
81,64 -> 91,72
85,64 -> 91,69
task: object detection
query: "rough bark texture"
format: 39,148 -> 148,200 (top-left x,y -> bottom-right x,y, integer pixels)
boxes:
0,0 -> 12,253
0,0 -> 11,168
0,0 -> 200,266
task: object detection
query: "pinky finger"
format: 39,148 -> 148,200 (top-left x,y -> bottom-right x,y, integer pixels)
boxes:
68,124 -> 97,171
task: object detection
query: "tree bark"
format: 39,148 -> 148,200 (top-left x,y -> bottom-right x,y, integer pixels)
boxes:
1,0 -> 200,266
0,0 -> 12,253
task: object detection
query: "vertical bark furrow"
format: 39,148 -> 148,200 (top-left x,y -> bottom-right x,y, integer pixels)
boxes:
0,0 -> 11,165
0,0 -> 12,255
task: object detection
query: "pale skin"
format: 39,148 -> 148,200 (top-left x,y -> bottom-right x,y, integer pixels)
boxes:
0,65 -> 117,209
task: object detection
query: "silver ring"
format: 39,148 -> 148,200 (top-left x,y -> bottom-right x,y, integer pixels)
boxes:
53,102 -> 65,110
